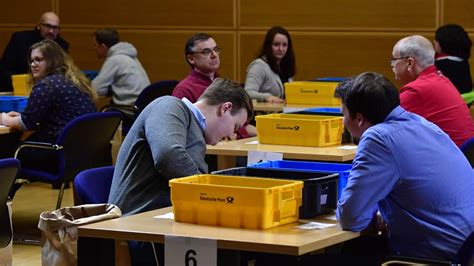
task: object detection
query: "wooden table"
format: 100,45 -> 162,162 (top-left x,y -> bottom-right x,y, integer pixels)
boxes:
0,126 -> 14,135
206,137 -> 356,170
78,207 -> 359,257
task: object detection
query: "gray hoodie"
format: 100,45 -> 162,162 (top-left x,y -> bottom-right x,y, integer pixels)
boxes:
93,42 -> 150,107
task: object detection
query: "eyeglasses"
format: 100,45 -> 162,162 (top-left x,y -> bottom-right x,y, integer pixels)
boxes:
29,57 -> 45,65
40,22 -> 60,30
193,47 -> 222,56
390,56 -> 410,67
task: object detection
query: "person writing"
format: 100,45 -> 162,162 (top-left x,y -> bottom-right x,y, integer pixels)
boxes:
244,26 -> 296,103
0,39 -> 96,173
335,72 -> 474,263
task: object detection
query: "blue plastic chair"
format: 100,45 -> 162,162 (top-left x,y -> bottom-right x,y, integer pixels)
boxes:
74,166 -> 114,205
13,112 -> 121,209
102,80 -> 179,134
460,137 -> 474,168
0,158 -> 20,248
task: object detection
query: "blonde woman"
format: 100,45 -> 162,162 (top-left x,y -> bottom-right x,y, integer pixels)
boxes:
0,39 -> 96,172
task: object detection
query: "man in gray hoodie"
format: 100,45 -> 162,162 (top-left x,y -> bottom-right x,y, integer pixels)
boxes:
92,28 -> 150,114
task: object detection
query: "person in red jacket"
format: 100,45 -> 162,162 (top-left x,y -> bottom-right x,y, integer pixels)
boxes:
391,35 -> 474,147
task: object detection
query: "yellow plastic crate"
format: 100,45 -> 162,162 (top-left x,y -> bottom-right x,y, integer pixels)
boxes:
12,74 -> 32,96
170,174 -> 303,229
285,81 -> 340,105
256,114 -> 343,147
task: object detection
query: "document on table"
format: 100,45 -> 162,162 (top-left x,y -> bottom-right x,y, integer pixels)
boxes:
154,212 -> 174,219
296,222 -> 336,230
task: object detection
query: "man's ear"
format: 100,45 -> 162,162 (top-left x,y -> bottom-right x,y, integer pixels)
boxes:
219,102 -> 233,115
356,113 -> 366,128
186,54 -> 195,66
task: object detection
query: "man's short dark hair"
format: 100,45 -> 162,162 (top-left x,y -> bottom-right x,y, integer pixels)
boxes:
199,78 -> 253,121
94,28 -> 120,48
334,72 -> 400,124
184,33 -> 213,68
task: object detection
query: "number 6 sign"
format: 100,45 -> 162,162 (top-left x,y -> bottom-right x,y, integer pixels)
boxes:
165,236 -> 217,266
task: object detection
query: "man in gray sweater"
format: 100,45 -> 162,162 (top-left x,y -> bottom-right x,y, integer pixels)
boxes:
92,28 -> 150,115
108,78 -> 253,216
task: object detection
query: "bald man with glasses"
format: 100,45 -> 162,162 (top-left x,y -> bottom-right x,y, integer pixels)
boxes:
0,12 -> 69,92
391,35 -> 474,147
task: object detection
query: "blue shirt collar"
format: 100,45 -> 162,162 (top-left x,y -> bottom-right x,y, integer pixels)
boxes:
384,106 -> 405,122
181,98 -> 206,129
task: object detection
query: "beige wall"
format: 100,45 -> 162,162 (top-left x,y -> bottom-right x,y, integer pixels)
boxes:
0,0 -> 473,86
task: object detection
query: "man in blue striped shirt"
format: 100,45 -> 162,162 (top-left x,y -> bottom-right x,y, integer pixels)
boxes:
336,72 -> 474,261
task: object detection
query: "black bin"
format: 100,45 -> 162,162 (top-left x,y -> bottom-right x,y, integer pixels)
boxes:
212,167 -> 339,219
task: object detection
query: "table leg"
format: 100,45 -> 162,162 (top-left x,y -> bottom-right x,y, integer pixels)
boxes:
217,155 -> 236,170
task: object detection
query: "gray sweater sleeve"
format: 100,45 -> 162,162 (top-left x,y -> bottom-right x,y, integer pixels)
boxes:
244,59 -> 275,102
144,98 -> 203,179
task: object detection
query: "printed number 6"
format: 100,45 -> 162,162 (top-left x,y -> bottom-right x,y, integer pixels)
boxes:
185,249 -> 197,266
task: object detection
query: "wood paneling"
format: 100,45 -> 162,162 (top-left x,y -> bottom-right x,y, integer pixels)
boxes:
443,0 -> 474,29
62,30 -> 237,83
0,0 -> 53,24
58,0 -> 235,28
239,0 -> 438,30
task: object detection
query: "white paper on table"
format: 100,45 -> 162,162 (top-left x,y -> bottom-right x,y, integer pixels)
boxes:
338,145 -> 357,150
247,151 -> 283,166
245,140 -> 259,145
0,125 -> 7,128
153,212 -> 174,219
296,222 -> 336,230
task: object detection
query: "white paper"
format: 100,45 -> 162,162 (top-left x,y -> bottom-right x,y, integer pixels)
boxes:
153,212 -> 174,219
325,215 -> 338,221
165,236 -> 217,266
247,151 -> 283,166
338,145 -> 357,150
296,222 -> 336,230
283,107 -> 307,113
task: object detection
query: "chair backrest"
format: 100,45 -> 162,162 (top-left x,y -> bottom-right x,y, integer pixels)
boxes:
74,166 -> 114,204
0,158 -> 19,248
134,80 -> 179,116
56,111 -> 121,183
460,137 -> 474,167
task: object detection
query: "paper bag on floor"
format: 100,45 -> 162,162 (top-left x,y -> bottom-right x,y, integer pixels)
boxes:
38,204 -> 121,266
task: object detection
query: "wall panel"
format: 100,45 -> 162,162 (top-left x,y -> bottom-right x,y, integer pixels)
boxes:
239,0 -> 437,30
0,0 -> 53,25
59,0 -> 235,28
443,0 -> 474,29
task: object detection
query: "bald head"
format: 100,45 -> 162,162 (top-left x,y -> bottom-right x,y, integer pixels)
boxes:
393,35 -> 435,69
37,12 -> 60,40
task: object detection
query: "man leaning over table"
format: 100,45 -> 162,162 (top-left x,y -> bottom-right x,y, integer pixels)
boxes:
108,78 -> 253,265
335,72 -> 474,263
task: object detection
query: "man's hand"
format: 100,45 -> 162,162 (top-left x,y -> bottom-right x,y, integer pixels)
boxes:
266,95 -> 285,103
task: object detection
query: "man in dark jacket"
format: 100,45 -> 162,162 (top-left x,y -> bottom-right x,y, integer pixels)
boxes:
0,12 -> 69,92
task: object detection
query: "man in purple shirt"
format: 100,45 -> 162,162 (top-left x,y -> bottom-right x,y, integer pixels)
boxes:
172,33 -> 221,102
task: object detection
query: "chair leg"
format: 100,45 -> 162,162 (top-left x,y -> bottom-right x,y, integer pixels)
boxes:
56,182 -> 66,209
